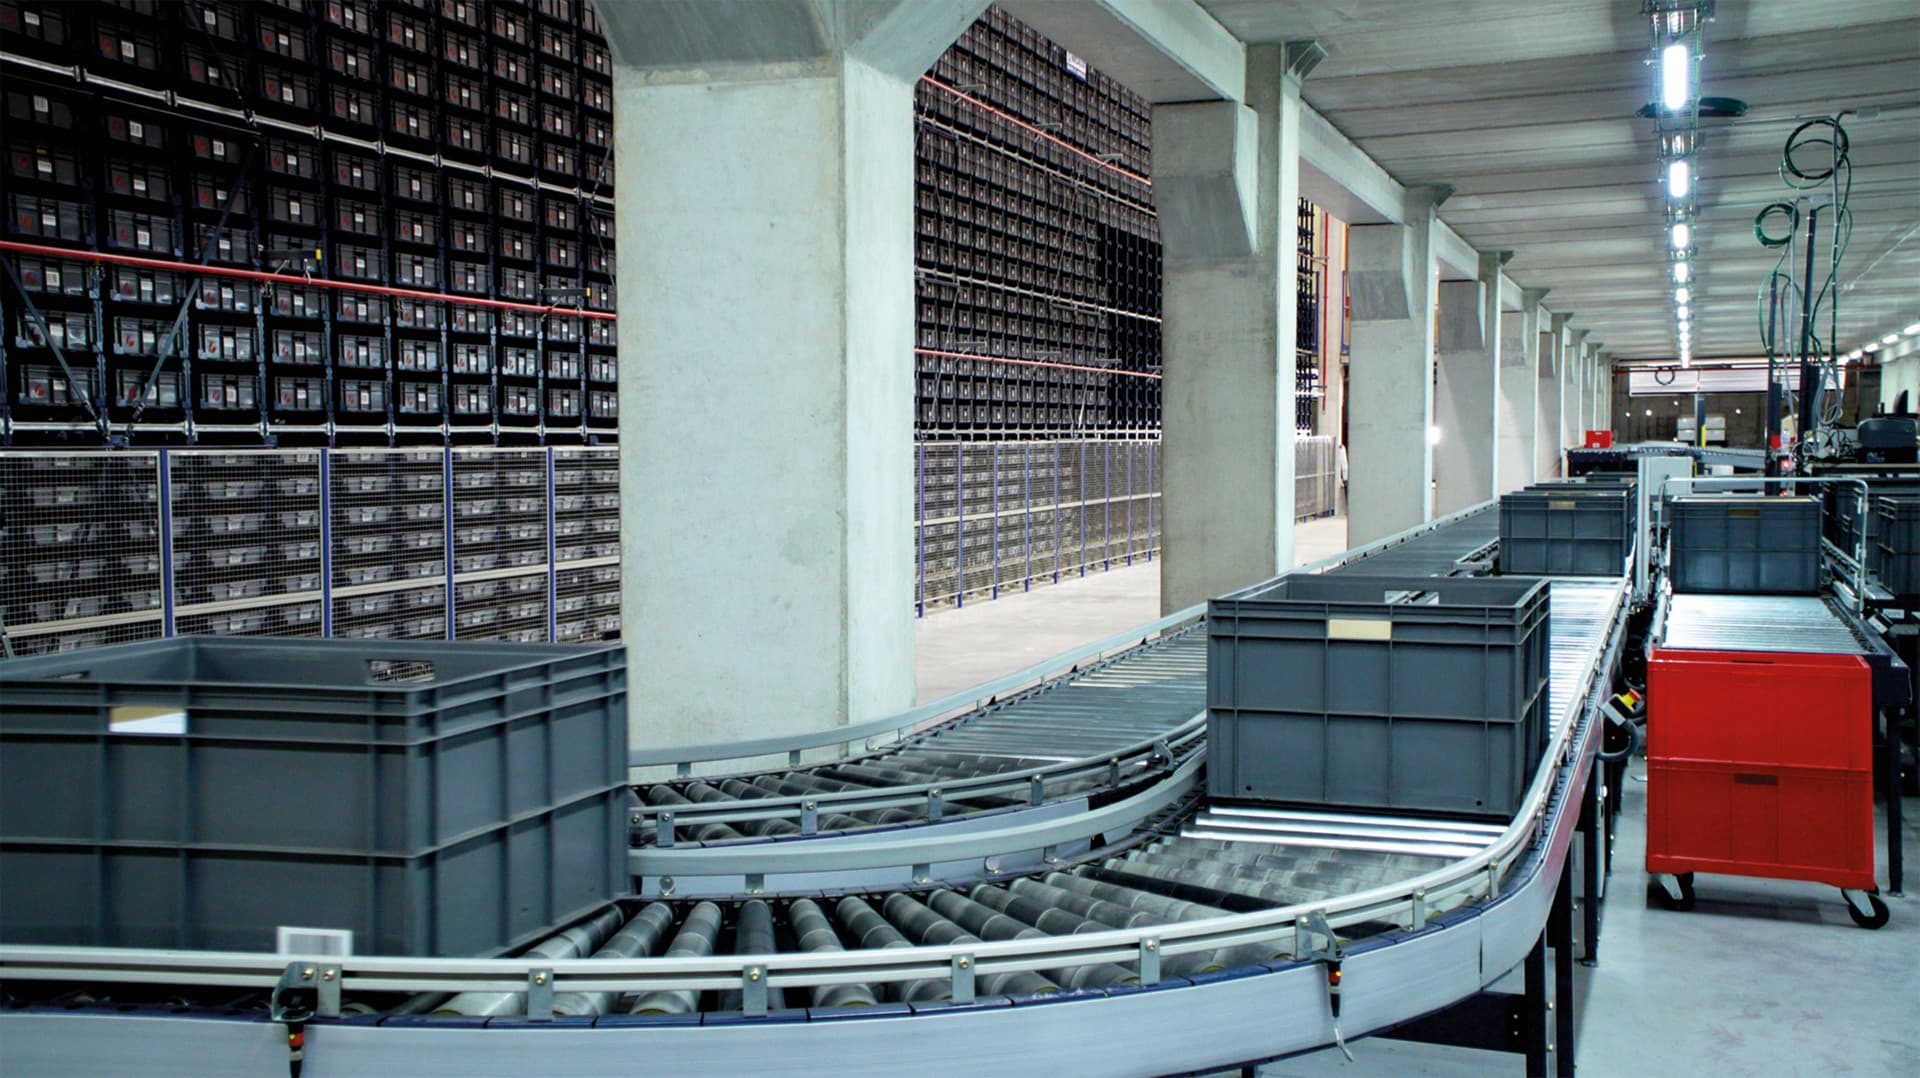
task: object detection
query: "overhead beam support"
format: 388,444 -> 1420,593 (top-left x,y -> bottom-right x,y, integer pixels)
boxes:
999,0 -> 1244,103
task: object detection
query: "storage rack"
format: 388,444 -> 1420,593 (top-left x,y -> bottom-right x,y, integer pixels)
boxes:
0,445 -> 618,656
0,0 -> 616,447
912,8 -> 1328,441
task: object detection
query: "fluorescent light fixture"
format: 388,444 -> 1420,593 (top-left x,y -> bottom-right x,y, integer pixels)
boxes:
1883,333 -> 1901,345
1904,322 -> 1920,336
1675,286 -> 1691,304
1661,43 -> 1690,110
1672,221 -> 1691,248
1668,159 -> 1691,198
1864,341 -> 1881,353
1673,261 -> 1690,283
1677,305 -> 1690,320
1428,425 -> 1443,446
1849,348 -> 1864,359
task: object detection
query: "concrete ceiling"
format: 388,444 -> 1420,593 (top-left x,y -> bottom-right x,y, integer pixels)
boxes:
1197,0 -> 1920,362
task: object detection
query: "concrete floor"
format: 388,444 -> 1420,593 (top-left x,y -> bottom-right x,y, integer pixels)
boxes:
915,516 -> 1346,703
915,518 -> 1920,1075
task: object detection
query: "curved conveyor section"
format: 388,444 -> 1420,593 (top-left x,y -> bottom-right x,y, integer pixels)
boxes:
0,505 -> 1632,1076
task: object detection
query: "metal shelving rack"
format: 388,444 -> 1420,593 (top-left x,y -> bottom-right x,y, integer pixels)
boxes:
0,444 -> 618,656
0,0 -> 616,448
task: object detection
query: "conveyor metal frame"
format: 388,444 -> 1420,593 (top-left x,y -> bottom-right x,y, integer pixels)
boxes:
0,506 -> 1629,1074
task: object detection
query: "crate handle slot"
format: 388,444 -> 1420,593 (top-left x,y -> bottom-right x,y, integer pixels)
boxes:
368,659 -> 436,684
1733,772 -> 1779,786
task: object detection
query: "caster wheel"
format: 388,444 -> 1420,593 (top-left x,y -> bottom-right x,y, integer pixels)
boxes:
1845,891 -> 1890,930
1651,872 -> 1695,911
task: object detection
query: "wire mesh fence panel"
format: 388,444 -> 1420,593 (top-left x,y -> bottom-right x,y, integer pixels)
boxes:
0,452 -> 163,656
169,449 -> 324,637
451,449 -> 549,642
911,438 -> 1161,611
1295,435 -> 1338,521
553,447 -> 619,643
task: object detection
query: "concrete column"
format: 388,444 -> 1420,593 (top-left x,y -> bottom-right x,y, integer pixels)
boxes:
605,1 -> 985,748
1433,253 -> 1500,515
1158,45 -> 1300,612
1320,216 -> 1347,441
1499,289 -> 1545,490
1564,329 -> 1590,451
1347,191 -> 1438,544
1538,313 -> 1567,478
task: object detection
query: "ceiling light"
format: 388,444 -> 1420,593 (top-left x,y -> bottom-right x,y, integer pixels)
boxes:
1677,305 -> 1690,320
1849,348 -> 1864,360
1673,261 -> 1690,283
1668,159 -> 1691,198
1672,221 -> 1691,248
1661,43 -> 1690,110
1883,333 -> 1901,345
1865,341 -> 1881,353
1675,286 -> 1691,304
1904,322 -> 1920,336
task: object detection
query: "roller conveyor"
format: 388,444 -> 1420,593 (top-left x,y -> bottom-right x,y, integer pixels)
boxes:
629,629 -> 1208,848
0,504 -> 1634,1076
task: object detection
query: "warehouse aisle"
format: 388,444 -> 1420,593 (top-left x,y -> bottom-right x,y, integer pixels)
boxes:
915,516 -> 1347,702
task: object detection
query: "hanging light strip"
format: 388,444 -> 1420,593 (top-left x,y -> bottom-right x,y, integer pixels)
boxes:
1648,2 -> 1709,365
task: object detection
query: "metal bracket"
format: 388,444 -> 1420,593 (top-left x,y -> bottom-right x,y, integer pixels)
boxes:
1296,910 -> 1342,964
928,788 -> 945,822
745,873 -> 764,895
316,965 -> 341,1018
950,954 -> 976,1004
1152,739 -> 1173,768
1029,775 -> 1045,805
1410,890 -> 1428,932
269,962 -> 317,1024
913,863 -> 931,885
526,968 -> 553,1019
799,800 -> 818,835
743,966 -> 767,1017
1137,937 -> 1160,985
658,812 -> 675,848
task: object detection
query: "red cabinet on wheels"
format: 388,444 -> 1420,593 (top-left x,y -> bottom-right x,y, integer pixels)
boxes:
1646,647 -> 1889,928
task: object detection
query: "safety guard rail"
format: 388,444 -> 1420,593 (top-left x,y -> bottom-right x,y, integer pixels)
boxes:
0,578 -> 1626,1020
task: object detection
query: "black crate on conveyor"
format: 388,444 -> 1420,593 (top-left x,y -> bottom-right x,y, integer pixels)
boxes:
1208,574 -> 1552,820
1871,495 -> 1920,606
0,635 -> 627,956
1498,487 -> 1634,577
1668,495 -> 1821,595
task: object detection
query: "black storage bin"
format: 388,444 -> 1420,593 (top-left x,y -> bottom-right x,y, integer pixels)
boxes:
1872,495 -> 1920,604
1668,495 -> 1820,595
1499,488 -> 1633,576
0,637 -> 626,956
1207,574 -> 1551,819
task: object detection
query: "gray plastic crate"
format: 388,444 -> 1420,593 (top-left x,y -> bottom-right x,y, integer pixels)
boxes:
1668,495 -> 1820,595
0,636 -> 627,956
1825,479 -> 1920,551
1498,488 -> 1633,576
1207,574 -> 1551,819
1872,495 -> 1920,604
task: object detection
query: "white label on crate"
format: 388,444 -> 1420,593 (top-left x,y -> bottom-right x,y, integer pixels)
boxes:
110,706 -> 187,736
1065,52 -> 1088,80
278,927 -> 353,957
1327,618 -> 1392,642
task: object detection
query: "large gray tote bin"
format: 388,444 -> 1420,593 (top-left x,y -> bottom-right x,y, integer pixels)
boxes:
1498,488 -> 1633,576
0,636 -> 627,956
1207,574 -> 1551,820
1667,495 -> 1820,595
